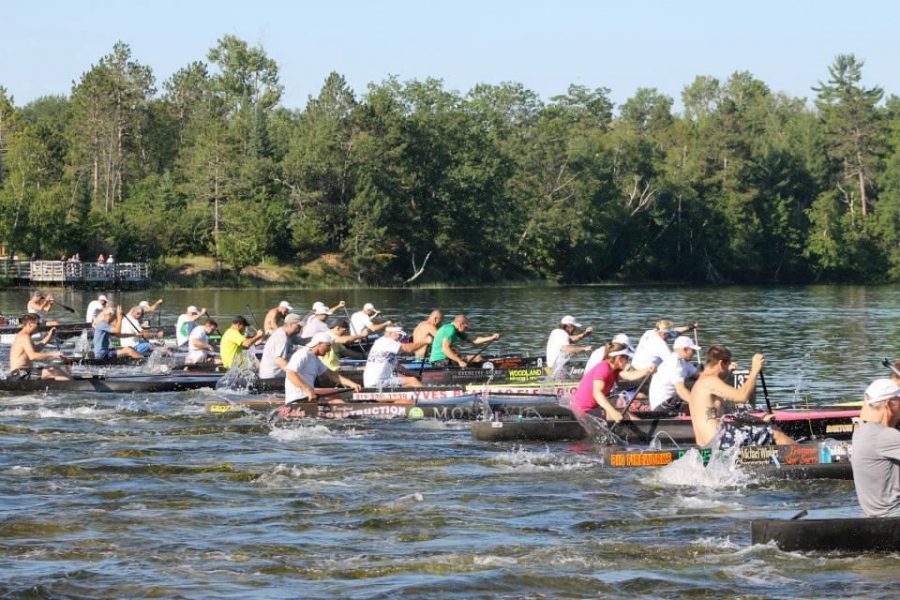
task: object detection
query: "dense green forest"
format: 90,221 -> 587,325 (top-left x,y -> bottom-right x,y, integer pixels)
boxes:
1,37 -> 899,284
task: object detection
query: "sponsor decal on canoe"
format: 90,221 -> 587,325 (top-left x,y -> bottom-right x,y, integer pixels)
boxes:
608,442 -> 852,469
507,368 -> 545,381
207,403 -> 238,414
609,451 -> 676,467
352,389 -> 465,402
825,423 -> 857,433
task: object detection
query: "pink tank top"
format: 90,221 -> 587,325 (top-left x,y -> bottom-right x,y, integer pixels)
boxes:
571,360 -> 620,412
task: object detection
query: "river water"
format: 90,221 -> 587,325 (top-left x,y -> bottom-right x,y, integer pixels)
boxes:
0,286 -> 897,598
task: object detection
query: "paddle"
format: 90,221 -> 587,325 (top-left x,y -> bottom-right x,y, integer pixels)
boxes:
343,305 -> 370,353
692,323 -> 701,366
56,302 -> 76,314
467,337 -> 498,366
759,370 -> 773,415
881,357 -> 900,378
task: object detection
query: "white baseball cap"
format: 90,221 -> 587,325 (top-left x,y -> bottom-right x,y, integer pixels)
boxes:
306,332 -> 334,347
386,326 -> 406,336
672,336 -> 701,351
278,300 -> 293,311
312,301 -> 326,310
864,379 -> 900,405
138,300 -> 150,309
98,294 -> 108,302
612,333 -> 634,351
609,348 -> 634,358
187,305 -> 199,314
314,305 -> 331,315
364,302 -> 377,312
560,315 -> 581,327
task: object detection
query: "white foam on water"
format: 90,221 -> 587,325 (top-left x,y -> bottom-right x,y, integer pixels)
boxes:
642,448 -> 754,489
673,495 -> 745,511
690,536 -> 740,550
255,464 -> 356,489
383,492 -> 424,508
490,445 -> 599,472
2,465 -> 34,474
726,558 -> 804,586
34,405 -> 120,420
473,555 -> 519,567
268,424 -> 337,441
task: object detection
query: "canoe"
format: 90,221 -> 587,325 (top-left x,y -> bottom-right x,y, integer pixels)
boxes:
600,442 -> 854,480
256,392 -> 568,422
751,517 -> 900,551
470,407 -> 861,443
0,372 -> 224,393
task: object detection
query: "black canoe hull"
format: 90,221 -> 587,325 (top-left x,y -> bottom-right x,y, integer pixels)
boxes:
0,373 -> 223,393
751,517 -> 900,552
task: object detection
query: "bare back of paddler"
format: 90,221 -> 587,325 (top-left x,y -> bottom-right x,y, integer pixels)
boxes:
8,314 -> 71,381
412,309 -> 442,359
688,345 -> 794,449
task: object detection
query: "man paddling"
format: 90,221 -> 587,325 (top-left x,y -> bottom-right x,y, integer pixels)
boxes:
585,333 -> 635,372
120,305 -> 164,356
429,314 -> 500,367
185,319 -> 220,365
350,303 -> 391,336
220,316 -> 266,370
545,315 -> 593,372
648,336 -> 701,411
320,320 -> 367,371
263,300 -> 294,334
688,345 -> 794,449
851,378 -> 900,517
176,305 -> 207,347
259,313 -> 304,379
300,304 -> 334,339
412,309 -> 442,359
85,294 -> 109,325
7,314 -> 71,381
284,332 -> 360,404
93,306 -> 146,362
632,319 -> 697,370
363,326 -> 430,389
26,290 -> 59,326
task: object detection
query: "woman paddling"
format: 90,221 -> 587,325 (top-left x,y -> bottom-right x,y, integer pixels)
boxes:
570,342 -> 655,422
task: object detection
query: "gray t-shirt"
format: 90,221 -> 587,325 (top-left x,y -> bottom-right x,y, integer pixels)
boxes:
259,327 -> 292,379
850,422 -> 900,517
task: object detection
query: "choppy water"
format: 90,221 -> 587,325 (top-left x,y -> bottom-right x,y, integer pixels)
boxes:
1,286 -> 898,598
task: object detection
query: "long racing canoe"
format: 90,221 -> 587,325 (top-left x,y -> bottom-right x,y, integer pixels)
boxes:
751,517 -> 900,551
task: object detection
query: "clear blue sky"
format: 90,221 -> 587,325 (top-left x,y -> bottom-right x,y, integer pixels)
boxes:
3,0 -> 896,111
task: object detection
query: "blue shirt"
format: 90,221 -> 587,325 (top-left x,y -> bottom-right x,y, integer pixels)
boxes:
93,320 -> 112,355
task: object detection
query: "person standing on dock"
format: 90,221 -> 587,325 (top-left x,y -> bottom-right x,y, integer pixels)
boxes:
363,326 -> 430,388
284,332 -> 361,403
7,314 -> 71,381
85,294 -> 109,325
175,306 -> 207,347
851,379 -> 900,517
258,313 -> 304,379
412,310 -> 443,359
220,316 -> 265,370
545,315 -> 593,372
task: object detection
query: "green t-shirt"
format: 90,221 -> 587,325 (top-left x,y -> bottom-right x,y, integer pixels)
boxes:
429,323 -> 469,362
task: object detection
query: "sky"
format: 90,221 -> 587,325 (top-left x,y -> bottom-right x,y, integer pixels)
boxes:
2,0 -> 897,112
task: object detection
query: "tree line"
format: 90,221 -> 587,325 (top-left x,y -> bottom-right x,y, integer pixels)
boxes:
1,37 -> 898,284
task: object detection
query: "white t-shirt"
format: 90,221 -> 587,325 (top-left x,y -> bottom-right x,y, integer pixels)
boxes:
120,315 -> 143,348
301,317 -> 329,339
545,328 -> 571,370
185,327 -> 210,364
176,314 -> 198,347
632,330 -> 671,370
259,327 -> 292,379
350,310 -> 373,335
85,300 -> 105,324
585,346 -> 608,372
648,353 -> 698,409
363,336 -> 402,387
285,347 -> 329,403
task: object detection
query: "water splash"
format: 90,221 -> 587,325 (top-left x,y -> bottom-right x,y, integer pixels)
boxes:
143,346 -> 175,374
646,446 -> 753,489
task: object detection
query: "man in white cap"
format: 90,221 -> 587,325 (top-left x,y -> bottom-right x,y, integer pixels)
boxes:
350,303 -> 391,336
851,378 -> 900,517
363,326 -> 430,388
301,304 -> 334,339
120,304 -> 163,356
185,319 -> 219,365
285,332 -> 360,403
545,315 -> 593,371
176,305 -> 207,347
585,333 -> 634,372
259,313 -> 304,379
263,300 -> 294,335
137,299 -> 163,314
648,336 -> 701,411
86,294 -> 109,325
632,319 -> 699,370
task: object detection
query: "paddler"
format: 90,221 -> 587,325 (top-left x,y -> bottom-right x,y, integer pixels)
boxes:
850,379 -> 900,517
412,309 -> 443,359
363,326 -> 430,388
220,316 -> 265,369
632,319 -> 698,370
7,314 -> 71,381
119,305 -> 164,356
185,319 -> 220,365
26,290 -> 59,326
284,332 -> 361,403
571,342 -> 655,421
648,336 -> 701,411
687,345 -> 794,449
263,300 -> 294,334
175,305 -> 207,347
429,314 -> 500,367
258,313 -> 304,379
545,315 -> 593,372
350,302 -> 392,336
319,320 -> 367,371
300,304 -> 334,339
93,306 -> 146,362
85,294 -> 109,325
137,299 -> 163,314
585,333 -> 634,372
301,300 -> 346,330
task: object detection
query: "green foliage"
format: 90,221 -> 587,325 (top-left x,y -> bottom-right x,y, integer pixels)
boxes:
2,43 -> 900,284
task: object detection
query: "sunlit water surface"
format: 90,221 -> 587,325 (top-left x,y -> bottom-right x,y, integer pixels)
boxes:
1,286 -> 897,598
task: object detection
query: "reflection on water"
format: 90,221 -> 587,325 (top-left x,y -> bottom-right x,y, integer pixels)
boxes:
1,285 -> 898,597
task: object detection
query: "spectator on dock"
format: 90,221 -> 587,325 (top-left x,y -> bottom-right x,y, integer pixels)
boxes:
106,255 -> 115,264
97,254 -> 105,264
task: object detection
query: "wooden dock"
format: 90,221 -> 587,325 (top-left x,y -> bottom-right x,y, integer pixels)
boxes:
0,260 -> 150,288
